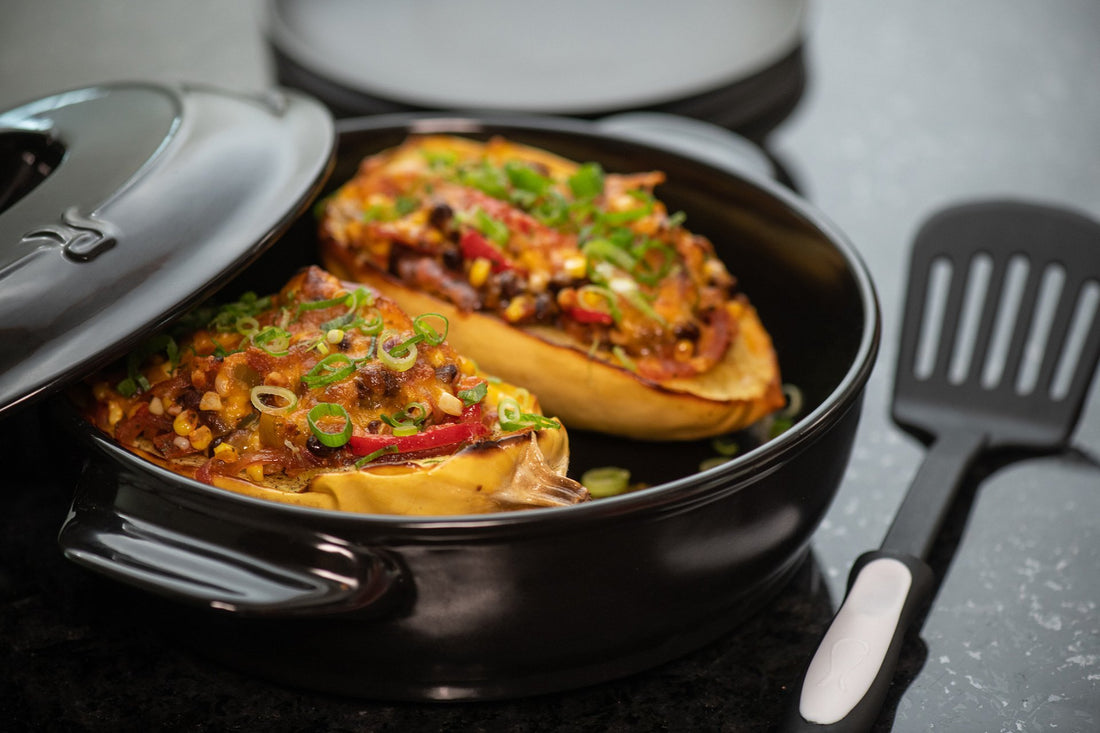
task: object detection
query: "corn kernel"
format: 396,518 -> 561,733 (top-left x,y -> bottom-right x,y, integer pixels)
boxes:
437,391 -> 463,417
199,391 -> 222,411
528,269 -> 550,293
468,257 -> 492,288
563,255 -> 588,280
173,409 -> 198,436
107,402 -> 123,428
148,396 -> 164,416
457,356 -> 478,376
503,296 -> 532,323
213,442 -> 239,463
674,339 -> 695,361
92,382 -> 112,401
245,463 -> 265,483
189,425 -> 213,451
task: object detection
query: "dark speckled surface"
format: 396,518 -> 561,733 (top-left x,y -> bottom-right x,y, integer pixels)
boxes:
3,1 -> 1100,731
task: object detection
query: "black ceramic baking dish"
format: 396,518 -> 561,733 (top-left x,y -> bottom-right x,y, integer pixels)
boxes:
2,87 -> 879,701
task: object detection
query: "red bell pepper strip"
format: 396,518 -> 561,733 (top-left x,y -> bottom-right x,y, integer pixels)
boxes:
459,229 -> 519,273
348,404 -> 489,458
566,306 -> 614,326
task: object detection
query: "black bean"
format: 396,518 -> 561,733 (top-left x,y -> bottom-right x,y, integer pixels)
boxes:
673,321 -> 701,340
435,363 -> 459,383
429,202 -> 453,229
306,435 -> 337,456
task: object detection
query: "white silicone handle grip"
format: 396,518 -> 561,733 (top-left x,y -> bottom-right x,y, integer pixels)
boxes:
798,557 -> 913,725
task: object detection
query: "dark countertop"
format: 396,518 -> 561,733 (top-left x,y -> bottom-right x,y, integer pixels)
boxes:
2,2 -> 1099,731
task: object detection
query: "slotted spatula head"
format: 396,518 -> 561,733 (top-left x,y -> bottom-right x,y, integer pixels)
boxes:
893,199 -> 1100,450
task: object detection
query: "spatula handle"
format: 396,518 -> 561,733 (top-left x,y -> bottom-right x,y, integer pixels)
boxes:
782,550 -> 934,732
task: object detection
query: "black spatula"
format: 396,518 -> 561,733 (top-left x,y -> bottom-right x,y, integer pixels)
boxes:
785,199 -> 1100,732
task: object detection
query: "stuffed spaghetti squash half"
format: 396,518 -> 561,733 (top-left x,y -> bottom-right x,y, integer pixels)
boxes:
318,135 -> 784,441
79,266 -> 587,515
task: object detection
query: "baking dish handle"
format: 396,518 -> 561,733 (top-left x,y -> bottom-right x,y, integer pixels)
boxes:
58,481 -> 403,618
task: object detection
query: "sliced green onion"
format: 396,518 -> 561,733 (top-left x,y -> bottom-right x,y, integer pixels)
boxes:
599,206 -> 650,226
307,403 -> 352,448
568,162 -> 605,199
769,416 -> 794,439
319,311 -> 356,332
302,353 -> 356,389
496,397 -> 560,432
235,316 -> 259,337
207,292 -> 273,332
412,313 -> 449,345
392,425 -> 418,437
116,333 -> 179,396
622,287 -> 666,326
580,466 -> 631,498
630,239 -> 678,286
357,312 -> 384,336
395,195 -> 420,217
402,401 -> 429,424
710,435 -> 740,457
531,191 -> 570,227
379,331 -> 418,371
458,381 -> 488,406
296,292 -> 353,316
250,385 -> 298,415
698,456 -> 732,472
611,345 -> 636,372
504,161 -> 552,195
576,284 -> 622,324
423,149 -> 457,170
355,444 -> 400,467
459,161 -> 509,199
778,383 -> 804,419
581,238 -> 637,271
251,326 -> 291,357
471,207 -> 510,245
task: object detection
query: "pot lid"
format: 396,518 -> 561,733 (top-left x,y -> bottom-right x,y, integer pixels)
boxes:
266,0 -> 807,114
0,82 -> 335,418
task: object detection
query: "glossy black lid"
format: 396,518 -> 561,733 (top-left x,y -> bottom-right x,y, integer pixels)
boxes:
0,82 -> 335,418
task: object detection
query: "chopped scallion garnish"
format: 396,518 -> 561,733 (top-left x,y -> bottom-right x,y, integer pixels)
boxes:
458,381 -> 488,406
568,162 -> 605,199
307,402 -> 352,448
580,466 -> 631,498
302,353 -> 356,389
496,397 -> 560,432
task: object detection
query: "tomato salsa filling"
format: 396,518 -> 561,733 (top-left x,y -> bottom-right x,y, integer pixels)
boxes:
318,136 -> 746,382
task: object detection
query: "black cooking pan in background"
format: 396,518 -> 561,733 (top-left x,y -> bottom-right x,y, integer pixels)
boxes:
2,87 -> 878,700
